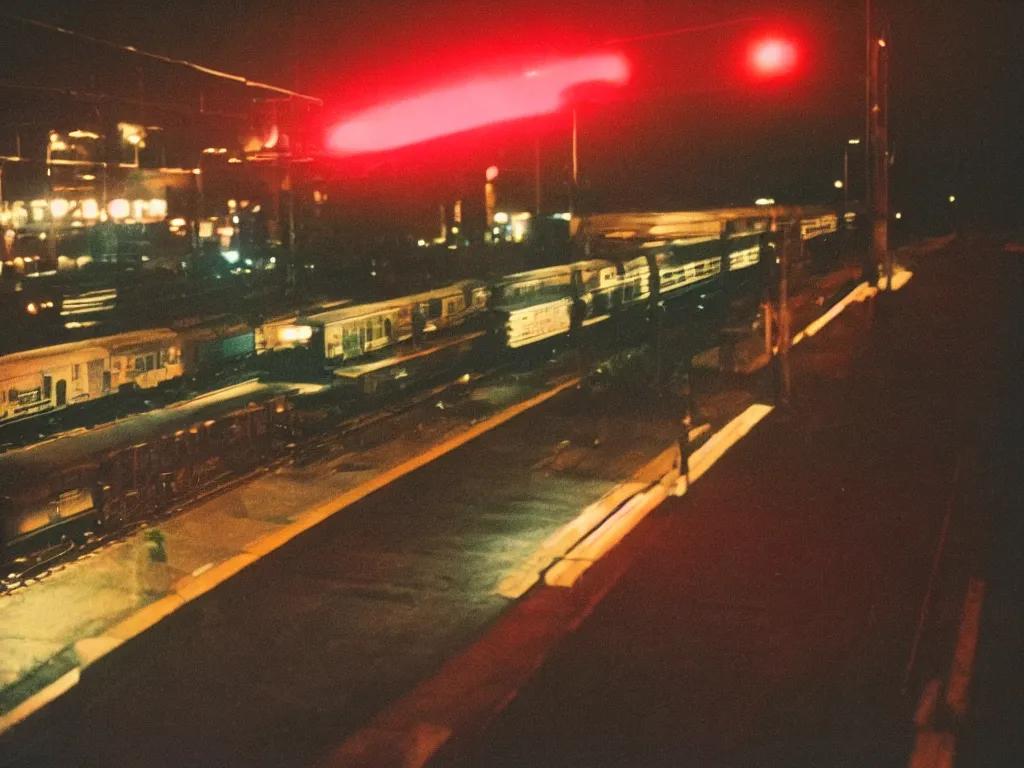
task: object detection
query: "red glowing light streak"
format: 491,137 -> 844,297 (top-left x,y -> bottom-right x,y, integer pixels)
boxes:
326,53 -> 630,155
748,37 -> 798,78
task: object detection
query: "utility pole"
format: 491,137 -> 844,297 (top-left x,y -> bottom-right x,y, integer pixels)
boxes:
776,216 -> 798,407
534,134 -> 542,215
865,0 -> 891,290
869,31 -> 891,291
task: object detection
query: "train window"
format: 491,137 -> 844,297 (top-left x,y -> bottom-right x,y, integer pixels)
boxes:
134,356 -> 144,371
384,318 -> 392,337
72,364 -> 80,381
366,320 -> 374,342
146,355 -> 155,371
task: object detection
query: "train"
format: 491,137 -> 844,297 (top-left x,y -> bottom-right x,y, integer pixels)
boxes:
0,206 -> 839,566
0,208 -> 838,429
0,329 -> 183,425
0,398 -> 293,564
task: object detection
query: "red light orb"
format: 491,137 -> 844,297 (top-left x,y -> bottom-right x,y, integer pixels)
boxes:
327,52 -> 630,155
749,37 -> 798,78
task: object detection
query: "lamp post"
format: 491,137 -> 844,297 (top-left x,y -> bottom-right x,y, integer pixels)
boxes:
844,138 -> 860,217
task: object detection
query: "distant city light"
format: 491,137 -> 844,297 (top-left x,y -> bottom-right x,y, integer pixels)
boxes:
486,165 -> 500,181
755,197 -> 776,206
894,212 -> 902,219
848,138 -> 861,145
493,212 -> 510,224
833,180 -> 844,189
326,52 -> 630,155
221,250 -> 240,264
108,199 -> 130,219
948,195 -> 956,203
417,239 -> 427,247
50,199 -> 70,218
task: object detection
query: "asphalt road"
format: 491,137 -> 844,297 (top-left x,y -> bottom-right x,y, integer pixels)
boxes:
435,235 -> 1023,767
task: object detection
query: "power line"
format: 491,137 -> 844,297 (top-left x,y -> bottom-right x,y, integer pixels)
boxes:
1,11 -> 322,105
0,80 -> 245,120
604,16 -> 765,46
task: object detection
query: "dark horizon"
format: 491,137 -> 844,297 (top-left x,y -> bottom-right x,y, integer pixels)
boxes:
2,0 -> 1021,233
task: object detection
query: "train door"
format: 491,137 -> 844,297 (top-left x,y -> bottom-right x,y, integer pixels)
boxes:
55,379 -> 66,407
43,375 -> 52,402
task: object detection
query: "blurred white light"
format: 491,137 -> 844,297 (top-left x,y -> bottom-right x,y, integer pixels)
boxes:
493,212 -> 510,224
222,250 -> 240,264
108,199 -> 130,219
50,199 -> 70,218
948,195 -> 956,203
755,197 -> 776,206
894,212 -> 902,219
833,180 -> 844,189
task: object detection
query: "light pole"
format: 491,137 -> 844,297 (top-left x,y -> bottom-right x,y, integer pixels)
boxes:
844,138 -> 860,216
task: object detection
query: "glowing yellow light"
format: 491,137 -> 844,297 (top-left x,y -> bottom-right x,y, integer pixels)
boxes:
108,199 -> 130,219
50,199 -> 70,218
279,325 -> 313,342
170,217 -> 187,227
81,199 -> 98,219
948,195 -> 956,203
894,212 -> 902,219
493,212 -> 509,224
26,302 -> 38,315
833,180 -> 844,189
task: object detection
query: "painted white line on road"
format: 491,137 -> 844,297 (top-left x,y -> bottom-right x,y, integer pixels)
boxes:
801,281 -> 878,341
907,577 -> 987,768
909,730 -> 955,768
496,481 -> 647,599
878,269 -> 914,292
542,403 -> 774,590
946,577 -> 986,718
678,403 -> 775,493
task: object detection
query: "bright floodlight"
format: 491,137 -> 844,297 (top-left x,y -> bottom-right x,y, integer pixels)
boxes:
327,52 -> 630,155
749,37 -> 798,78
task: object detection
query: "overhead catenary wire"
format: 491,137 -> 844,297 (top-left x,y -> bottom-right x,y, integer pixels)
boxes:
0,11 -> 323,105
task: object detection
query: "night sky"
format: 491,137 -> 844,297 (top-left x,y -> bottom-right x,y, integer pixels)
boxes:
2,0 -> 1022,232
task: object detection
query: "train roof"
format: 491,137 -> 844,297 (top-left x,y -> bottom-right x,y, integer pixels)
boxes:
300,281 -> 485,326
300,298 -> 407,326
579,206 -> 837,242
494,263 -> 574,285
0,343 -> 109,383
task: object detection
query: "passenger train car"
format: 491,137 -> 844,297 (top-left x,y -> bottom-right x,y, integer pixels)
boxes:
0,329 -> 182,426
294,280 -> 489,364
490,208 -> 838,350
